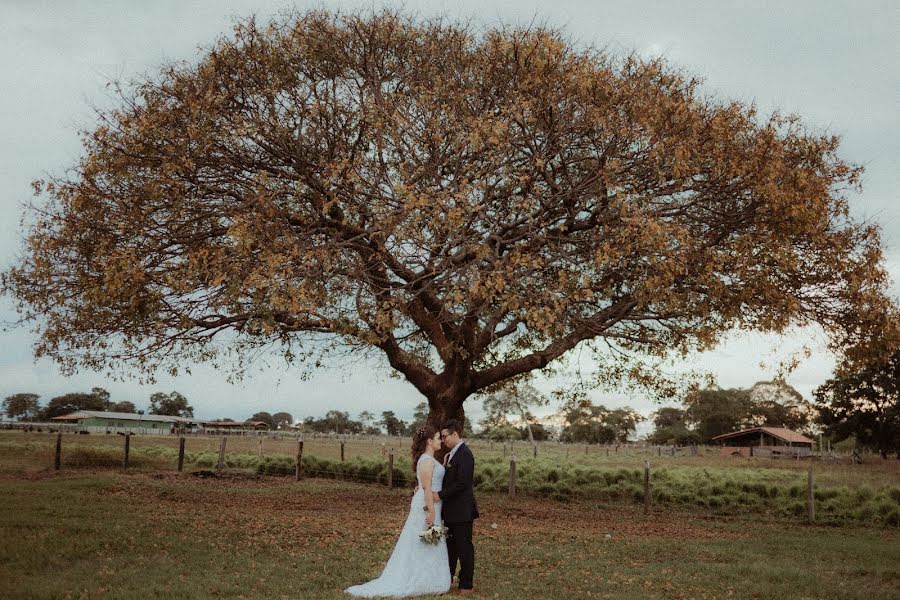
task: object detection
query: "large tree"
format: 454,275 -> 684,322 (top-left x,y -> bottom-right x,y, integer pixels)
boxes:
2,10 -> 891,426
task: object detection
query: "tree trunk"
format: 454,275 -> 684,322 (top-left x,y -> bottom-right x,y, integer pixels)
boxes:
426,398 -> 466,463
426,399 -> 466,433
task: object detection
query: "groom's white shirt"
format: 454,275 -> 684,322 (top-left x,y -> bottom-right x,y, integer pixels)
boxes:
447,440 -> 466,464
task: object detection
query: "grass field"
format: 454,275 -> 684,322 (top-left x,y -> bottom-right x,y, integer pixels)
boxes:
0,468 -> 898,600
1,431 -> 899,598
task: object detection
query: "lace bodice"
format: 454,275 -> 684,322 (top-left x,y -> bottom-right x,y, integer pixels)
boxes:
416,454 -> 445,492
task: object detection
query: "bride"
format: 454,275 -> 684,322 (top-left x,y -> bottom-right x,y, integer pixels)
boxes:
345,425 -> 451,597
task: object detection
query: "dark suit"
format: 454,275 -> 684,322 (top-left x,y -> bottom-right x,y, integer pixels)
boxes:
438,442 -> 479,590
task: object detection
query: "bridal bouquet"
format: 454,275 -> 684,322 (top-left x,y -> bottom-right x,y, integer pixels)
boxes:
419,523 -> 449,545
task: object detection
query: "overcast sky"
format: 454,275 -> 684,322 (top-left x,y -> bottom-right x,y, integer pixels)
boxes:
1,1 -> 897,430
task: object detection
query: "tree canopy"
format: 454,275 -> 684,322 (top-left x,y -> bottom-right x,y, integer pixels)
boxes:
815,351 -> 900,459
559,402 -> 643,444
480,384 -> 548,445
271,411 -> 294,429
3,9 -> 891,425
303,410 -> 363,434
2,393 -> 41,421
249,411 -> 276,428
41,391 -> 108,420
149,391 -> 194,417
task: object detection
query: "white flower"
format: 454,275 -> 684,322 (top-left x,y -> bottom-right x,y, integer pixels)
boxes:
419,524 -> 449,545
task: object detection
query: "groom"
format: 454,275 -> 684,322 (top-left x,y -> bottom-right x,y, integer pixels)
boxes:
434,419 -> 479,596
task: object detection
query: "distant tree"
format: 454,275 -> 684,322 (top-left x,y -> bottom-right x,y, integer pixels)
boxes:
605,408 -> 644,443
479,421 -> 521,442
684,388 -> 752,443
405,402 -> 430,434
559,402 -> 642,444
303,410 -> 363,434
108,400 -> 137,413
653,407 -> 687,430
2,393 -> 40,421
747,380 -> 812,431
648,406 -> 700,445
560,403 -> 615,444
272,411 -> 294,429
326,410 -> 363,434
149,391 -> 194,417
249,411 -> 275,428
91,387 -> 111,407
521,421 -> 552,441
815,350 -> 900,459
379,411 -> 407,437
480,384 -> 549,446
40,392 -> 107,420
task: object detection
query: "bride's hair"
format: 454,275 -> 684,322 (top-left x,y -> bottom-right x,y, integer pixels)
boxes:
410,424 -> 439,473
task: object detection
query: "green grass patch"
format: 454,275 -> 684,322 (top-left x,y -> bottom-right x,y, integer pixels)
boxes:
0,473 -> 898,599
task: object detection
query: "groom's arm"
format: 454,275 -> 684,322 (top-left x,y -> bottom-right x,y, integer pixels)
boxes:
437,449 -> 474,501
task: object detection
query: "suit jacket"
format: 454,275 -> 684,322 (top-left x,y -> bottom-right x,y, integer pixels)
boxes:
438,442 -> 479,524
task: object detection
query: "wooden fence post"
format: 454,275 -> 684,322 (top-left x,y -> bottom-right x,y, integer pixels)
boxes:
533,444 -> 537,459
508,454 -> 517,498
296,437 -> 304,480
341,440 -> 345,463
585,445 -> 588,455
55,432 -> 62,470
258,438 -> 263,459
177,435 -> 185,472
217,436 -> 226,472
643,461 -> 651,514
123,432 -> 131,469
807,466 -> 815,523
388,449 -> 394,489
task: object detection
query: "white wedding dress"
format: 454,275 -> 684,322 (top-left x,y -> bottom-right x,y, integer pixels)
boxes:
346,454 -> 451,597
